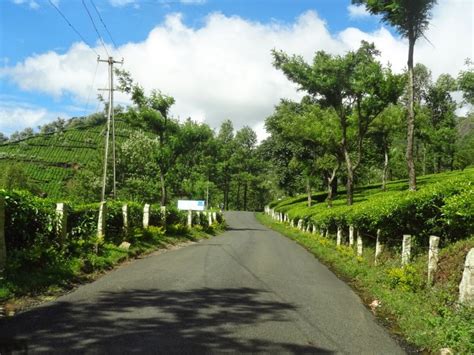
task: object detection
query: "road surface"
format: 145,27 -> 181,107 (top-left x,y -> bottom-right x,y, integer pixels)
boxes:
0,211 -> 404,354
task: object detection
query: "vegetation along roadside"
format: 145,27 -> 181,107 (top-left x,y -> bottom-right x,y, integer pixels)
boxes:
257,169 -> 474,354
0,190 -> 226,315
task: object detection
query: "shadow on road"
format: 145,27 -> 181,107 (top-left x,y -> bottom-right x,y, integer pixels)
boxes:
0,287 -> 333,353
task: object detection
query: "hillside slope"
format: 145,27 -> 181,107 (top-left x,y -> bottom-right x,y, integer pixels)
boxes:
0,115 -> 138,199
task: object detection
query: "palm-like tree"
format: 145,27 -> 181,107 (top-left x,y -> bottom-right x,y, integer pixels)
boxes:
352,0 -> 437,191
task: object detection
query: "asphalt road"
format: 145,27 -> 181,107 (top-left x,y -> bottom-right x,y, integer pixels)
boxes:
0,212 -> 405,354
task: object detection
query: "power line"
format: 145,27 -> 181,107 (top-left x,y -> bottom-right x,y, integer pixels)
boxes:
83,58 -> 100,117
89,0 -> 122,57
82,0 -> 109,57
48,0 -> 98,56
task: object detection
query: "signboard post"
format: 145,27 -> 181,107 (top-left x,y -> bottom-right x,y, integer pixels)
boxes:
177,200 -> 206,211
177,200 -> 206,228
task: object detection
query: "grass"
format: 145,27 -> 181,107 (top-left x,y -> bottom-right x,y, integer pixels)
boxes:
256,212 -> 474,354
0,223 -> 226,309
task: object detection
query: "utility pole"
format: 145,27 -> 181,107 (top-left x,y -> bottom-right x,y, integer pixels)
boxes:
98,56 -> 123,202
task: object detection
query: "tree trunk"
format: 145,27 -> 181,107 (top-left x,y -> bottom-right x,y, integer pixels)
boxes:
331,175 -> 338,196
382,142 -> 389,191
346,168 -> 354,205
326,166 -> 339,208
160,170 -> 166,206
236,181 -> 241,210
422,144 -> 427,176
406,36 -> 417,191
327,182 -> 333,208
243,181 -> 248,211
306,177 -> 312,207
343,145 -> 354,205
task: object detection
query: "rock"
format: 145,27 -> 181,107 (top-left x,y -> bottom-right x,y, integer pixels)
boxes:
369,299 -> 381,315
459,248 -> 474,305
439,348 -> 454,355
119,242 -> 131,250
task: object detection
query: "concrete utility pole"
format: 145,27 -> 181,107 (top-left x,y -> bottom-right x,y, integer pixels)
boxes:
98,56 -> 123,202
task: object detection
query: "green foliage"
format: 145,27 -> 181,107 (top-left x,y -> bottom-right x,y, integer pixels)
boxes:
441,188 -> 474,238
386,265 -> 420,291
1,189 -> 57,251
257,213 -> 474,353
0,189 -> 225,301
272,169 -> 474,243
352,1 -> 438,42
457,59 -> 474,106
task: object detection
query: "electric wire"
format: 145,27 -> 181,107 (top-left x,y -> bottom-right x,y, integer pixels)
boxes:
83,59 -> 100,117
47,0 -> 98,56
82,0 -> 110,57
89,0 -> 123,58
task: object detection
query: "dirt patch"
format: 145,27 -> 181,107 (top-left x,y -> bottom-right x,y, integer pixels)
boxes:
435,241 -> 474,288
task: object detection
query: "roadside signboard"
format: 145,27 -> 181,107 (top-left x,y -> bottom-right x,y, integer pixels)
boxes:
177,200 -> 206,211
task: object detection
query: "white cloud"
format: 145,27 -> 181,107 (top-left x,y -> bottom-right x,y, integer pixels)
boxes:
2,0 -> 473,141
347,4 -> 370,19
11,0 -> 40,9
108,0 -> 206,7
0,100 -> 66,135
108,0 -> 136,7
179,0 -> 206,4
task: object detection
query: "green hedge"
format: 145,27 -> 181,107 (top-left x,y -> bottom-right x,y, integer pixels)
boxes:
1,190 -> 223,258
272,171 -> 473,245
1,190 -> 57,251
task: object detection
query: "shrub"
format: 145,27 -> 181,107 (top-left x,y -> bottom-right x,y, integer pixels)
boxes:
1,189 -> 57,251
273,171 -> 474,244
385,265 -> 421,292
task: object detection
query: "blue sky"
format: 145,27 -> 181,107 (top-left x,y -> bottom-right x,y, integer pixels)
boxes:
0,0 -> 472,138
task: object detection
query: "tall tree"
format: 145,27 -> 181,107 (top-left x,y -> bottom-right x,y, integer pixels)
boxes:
457,59 -> 474,106
216,120 -> 235,210
232,126 -> 258,210
273,41 -> 403,204
369,104 -> 404,189
265,98 -> 342,207
352,0 -> 438,191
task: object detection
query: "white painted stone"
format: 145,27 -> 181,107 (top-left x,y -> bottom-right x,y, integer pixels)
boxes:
0,196 -> 5,270
337,227 -> 342,246
428,236 -> 440,285
122,204 -> 128,232
297,219 -> 303,230
439,348 -> 454,355
196,211 -> 201,225
55,203 -> 67,244
212,212 -> 217,223
187,210 -> 193,228
356,230 -> 363,256
349,225 -> 354,246
208,211 -> 213,225
290,219 -> 295,228
375,229 -> 383,265
402,234 -> 412,265
97,201 -> 107,240
119,241 -> 131,250
459,248 -> 474,305
143,204 -> 150,229
312,225 -> 317,235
